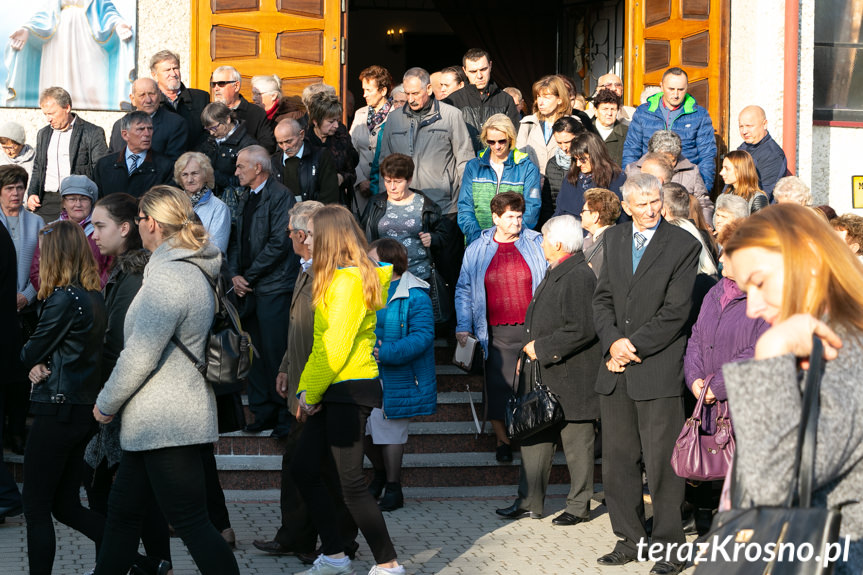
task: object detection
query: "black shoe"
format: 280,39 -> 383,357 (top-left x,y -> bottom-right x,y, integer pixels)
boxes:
597,550 -> 635,566
495,443 -> 513,463
156,560 -> 172,575
379,482 -> 404,512
367,471 -> 386,499
253,539 -> 301,555
244,419 -> 275,433
0,503 -> 22,521
495,503 -> 540,519
552,511 -> 588,526
682,514 -> 698,535
694,507 -> 714,536
650,561 -> 684,575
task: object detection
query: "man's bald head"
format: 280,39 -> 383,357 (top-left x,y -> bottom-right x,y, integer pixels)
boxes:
130,78 -> 161,115
738,105 -> 768,145
597,73 -> 624,98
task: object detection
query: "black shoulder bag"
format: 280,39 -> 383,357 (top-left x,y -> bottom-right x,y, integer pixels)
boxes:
505,352 -> 564,441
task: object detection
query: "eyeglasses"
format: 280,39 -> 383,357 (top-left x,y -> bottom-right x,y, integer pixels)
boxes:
600,82 -> 623,88
210,80 -> 237,87
62,196 -> 91,204
486,139 -> 508,146
205,122 -> 224,134
580,208 -> 593,215
286,227 -> 306,236
574,155 -> 590,165
134,214 -> 149,225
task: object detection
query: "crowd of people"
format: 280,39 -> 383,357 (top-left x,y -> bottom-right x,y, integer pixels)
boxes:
1,44 -> 862,575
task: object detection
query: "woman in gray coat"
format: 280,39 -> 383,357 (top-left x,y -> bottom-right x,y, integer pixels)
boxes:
495,215 -> 602,522
92,186 -> 239,575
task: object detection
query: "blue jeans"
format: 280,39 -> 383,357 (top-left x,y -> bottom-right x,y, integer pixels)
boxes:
94,444 -> 239,575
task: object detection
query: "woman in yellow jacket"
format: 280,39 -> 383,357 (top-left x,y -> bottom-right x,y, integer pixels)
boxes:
291,204 -> 404,575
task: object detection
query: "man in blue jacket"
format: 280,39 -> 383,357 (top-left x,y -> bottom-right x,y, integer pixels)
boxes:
736,105 -> 789,201
622,68 -> 717,190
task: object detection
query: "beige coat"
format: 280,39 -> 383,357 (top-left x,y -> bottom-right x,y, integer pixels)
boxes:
517,114 -> 557,177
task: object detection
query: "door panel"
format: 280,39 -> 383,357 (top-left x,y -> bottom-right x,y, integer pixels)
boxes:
191,0 -> 342,101
626,0 -> 730,148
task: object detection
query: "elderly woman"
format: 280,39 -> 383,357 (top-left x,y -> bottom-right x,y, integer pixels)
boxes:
390,85 -> 407,109
30,175 -> 112,290
306,92 -> 359,208
174,151 -> 231,252
591,89 -> 628,167
495,215 -> 601,522
772,175 -> 811,206
197,102 -> 258,198
581,187 -> 622,278
350,65 -> 394,208
455,192 -> 547,462
363,153 -> 447,281
251,74 -> 304,130
712,194 -> 749,241
458,114 -> 541,244
0,122 -> 36,179
554,131 -> 627,220
516,75 -> 573,180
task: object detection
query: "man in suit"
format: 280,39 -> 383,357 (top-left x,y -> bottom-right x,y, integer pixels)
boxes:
227,146 -> 298,437
592,173 -> 700,575
108,78 -> 188,162
211,66 -> 277,154
271,118 -> 339,205
26,87 -> 108,223
93,111 -> 173,199
150,50 -> 210,151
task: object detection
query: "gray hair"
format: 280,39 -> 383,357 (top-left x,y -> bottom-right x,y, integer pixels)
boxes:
403,67 -> 431,87
212,65 -> 241,83
251,74 -> 281,96
541,215 -> 584,254
647,130 -> 682,159
120,111 -> 153,132
301,83 -> 336,109
40,86 -> 72,109
149,50 -> 180,72
713,194 -> 749,227
289,200 -> 324,231
391,84 -> 405,97
276,118 -> 303,136
239,145 -> 271,174
639,85 -> 662,105
661,182 -> 691,219
773,176 -> 811,205
621,173 -> 662,203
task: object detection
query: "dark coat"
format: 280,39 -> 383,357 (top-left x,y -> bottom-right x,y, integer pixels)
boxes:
21,286 -> 107,405
197,120 -> 258,195
593,117 -> 628,168
737,131 -> 788,200
270,145 -> 340,205
362,189 -> 449,250
102,249 -> 149,382
554,169 -> 628,222
227,177 -> 298,295
278,268 -> 314,415
583,227 -> 612,278
159,83 -> 210,151
94,148 -> 174,199
234,95 -> 276,154
592,219 -> 700,400
522,253 -> 601,420
539,156 -> 568,227
28,115 -> 108,200
108,107 -> 189,162
444,81 -> 520,153
306,123 -> 359,206
0,224 -> 22,381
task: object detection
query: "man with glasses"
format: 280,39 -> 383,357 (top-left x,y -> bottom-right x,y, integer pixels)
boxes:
588,73 -> 636,125
93,111 -> 173,199
271,118 -> 339,205
150,50 -> 210,150
211,66 -> 276,154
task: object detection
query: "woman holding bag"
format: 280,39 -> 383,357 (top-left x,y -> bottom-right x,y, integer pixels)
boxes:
495,215 -> 602,522
719,203 -> 863,574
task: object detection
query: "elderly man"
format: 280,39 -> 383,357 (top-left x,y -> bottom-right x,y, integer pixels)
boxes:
590,73 -> 636,124
150,50 -> 210,150
772,175 -> 811,206
93,111 -> 173,199
444,49 -> 520,153
108,78 -> 188,161
623,68 -> 717,190
227,145 -> 298,436
26,87 -> 108,223
271,119 -> 339,205
211,66 -> 276,154
737,105 -> 788,200
592,173 -> 700,575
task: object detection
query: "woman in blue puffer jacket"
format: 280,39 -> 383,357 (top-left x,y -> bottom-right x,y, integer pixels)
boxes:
365,238 -> 436,512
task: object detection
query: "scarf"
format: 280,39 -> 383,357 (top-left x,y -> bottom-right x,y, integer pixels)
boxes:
367,98 -> 393,132
554,146 -> 572,170
189,187 -> 208,206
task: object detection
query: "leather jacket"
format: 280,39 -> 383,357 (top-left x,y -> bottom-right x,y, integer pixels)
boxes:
21,286 -> 107,405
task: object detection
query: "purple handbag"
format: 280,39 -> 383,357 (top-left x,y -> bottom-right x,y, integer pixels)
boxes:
670,375 -> 735,481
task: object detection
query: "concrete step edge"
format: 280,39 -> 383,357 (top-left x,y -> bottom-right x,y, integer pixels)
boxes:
214,452 -> 574,471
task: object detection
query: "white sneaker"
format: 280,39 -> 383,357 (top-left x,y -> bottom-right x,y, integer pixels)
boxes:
367,565 -> 406,575
297,555 -> 356,575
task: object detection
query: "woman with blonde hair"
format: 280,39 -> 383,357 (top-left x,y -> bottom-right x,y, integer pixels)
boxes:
458,114 -> 540,244
722,204 -> 863,573
92,186 -> 238,575
291,204 -> 404,575
719,150 -> 768,214
517,75 -> 574,179
20,220 -> 107,575
174,151 -> 231,252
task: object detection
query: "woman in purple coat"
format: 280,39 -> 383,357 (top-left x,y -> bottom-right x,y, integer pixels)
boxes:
682,224 -> 769,533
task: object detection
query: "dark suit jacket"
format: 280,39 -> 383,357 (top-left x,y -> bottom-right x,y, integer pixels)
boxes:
108,107 -> 189,162
522,252 -> 601,420
0,224 -> 23,379
234,95 -> 276,154
584,227 -> 613,279
159,83 -> 210,151
28,115 -> 108,200
270,145 -> 339,204
592,219 -> 700,400
94,148 -> 174,199
227,177 -> 298,296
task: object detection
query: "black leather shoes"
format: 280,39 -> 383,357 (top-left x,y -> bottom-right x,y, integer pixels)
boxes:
650,561 -> 685,574
597,550 -> 635,566
253,539 -> 302,555
495,503 -> 541,519
552,511 -> 588,526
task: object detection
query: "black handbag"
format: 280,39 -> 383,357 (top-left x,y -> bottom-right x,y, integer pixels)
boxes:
694,336 -> 842,574
505,352 -> 564,440
422,211 -> 452,324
